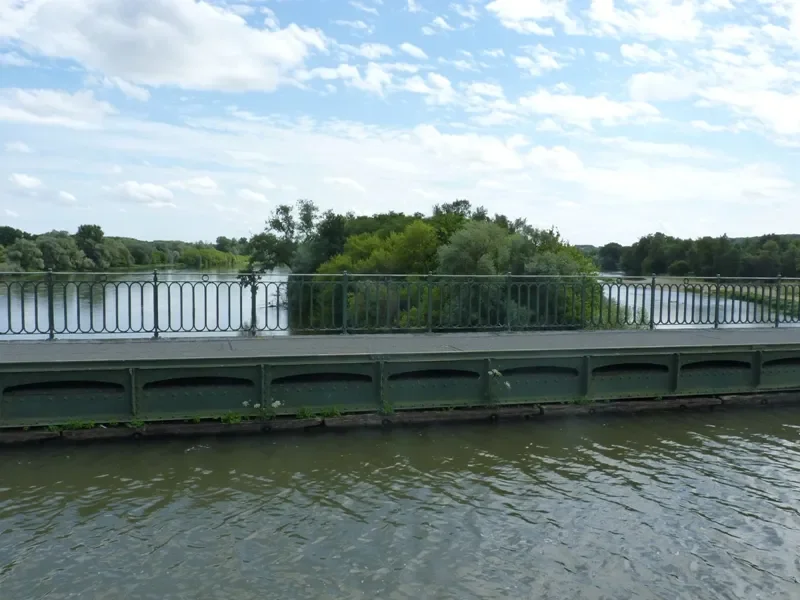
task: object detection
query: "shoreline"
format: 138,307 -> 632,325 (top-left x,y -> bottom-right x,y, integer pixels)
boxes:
2,391 -> 798,446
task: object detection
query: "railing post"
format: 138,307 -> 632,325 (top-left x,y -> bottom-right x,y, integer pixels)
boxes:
342,271 -> 349,334
46,269 -> 55,340
427,271 -> 433,333
506,272 -> 512,331
152,269 -> 160,339
250,275 -> 258,336
775,274 -> 782,328
649,273 -> 656,330
580,276 -> 586,329
714,273 -> 721,329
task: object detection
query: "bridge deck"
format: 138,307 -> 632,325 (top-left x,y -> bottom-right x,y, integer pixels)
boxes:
1,328 -> 799,366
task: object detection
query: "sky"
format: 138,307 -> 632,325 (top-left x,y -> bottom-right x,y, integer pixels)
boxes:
1,0 -> 799,246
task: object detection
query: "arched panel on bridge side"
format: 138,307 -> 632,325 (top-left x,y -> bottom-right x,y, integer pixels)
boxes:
386,362 -> 482,409
137,367 -> 260,420
761,354 -> 800,389
679,355 -> 753,392
1,372 -> 129,427
590,361 -> 672,399
497,365 -> 581,404
270,371 -> 374,414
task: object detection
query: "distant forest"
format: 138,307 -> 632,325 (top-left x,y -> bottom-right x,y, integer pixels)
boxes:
583,233 -> 800,278
0,225 -> 249,272
2,204 -> 795,280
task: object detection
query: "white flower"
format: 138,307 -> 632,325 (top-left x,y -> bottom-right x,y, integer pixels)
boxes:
242,401 -> 250,407
253,404 -> 261,409
271,400 -> 282,408
504,381 -> 511,389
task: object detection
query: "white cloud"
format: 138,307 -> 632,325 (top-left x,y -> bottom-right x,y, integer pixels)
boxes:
9,173 -> 42,190
403,73 -> 457,105
589,0 -> 702,41
297,62 -> 393,95
112,181 -> 175,207
514,45 -> 563,76
519,89 -> 660,129
620,43 -> 674,64
263,8 -> 280,30
431,16 -> 455,31
483,48 -> 505,58
4,141 -> 32,153
107,77 -> 151,102
399,42 -> 428,60
414,125 -> 526,170
451,3 -> 480,20
340,43 -> 393,60
334,20 -> 372,32
58,191 -> 77,203
486,0 -> 573,35
628,72 -> 698,102
257,177 -> 277,189
350,1 -> 379,15
3,0 -> 326,92
168,176 -> 220,195
0,89 -> 116,128
4,209 -> 20,218
594,51 -> 611,62
0,51 -> 34,67
407,0 -> 422,12
464,82 -> 505,99
324,176 -> 367,193
238,188 -> 269,203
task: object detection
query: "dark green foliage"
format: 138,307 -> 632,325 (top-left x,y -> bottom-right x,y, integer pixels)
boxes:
619,232 -> 798,278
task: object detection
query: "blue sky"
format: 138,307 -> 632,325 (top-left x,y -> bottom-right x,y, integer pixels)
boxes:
1,0 -> 799,245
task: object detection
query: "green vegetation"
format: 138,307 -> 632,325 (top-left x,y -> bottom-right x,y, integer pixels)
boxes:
220,412 -> 243,424
0,225 -> 249,272
588,233 -> 800,278
296,407 -> 316,419
242,199 -> 632,331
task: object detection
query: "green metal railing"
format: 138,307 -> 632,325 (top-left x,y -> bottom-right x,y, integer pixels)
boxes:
1,271 -> 799,339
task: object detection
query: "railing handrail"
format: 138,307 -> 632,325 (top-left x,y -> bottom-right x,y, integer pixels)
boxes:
2,270 -> 797,339
1,271 -> 799,283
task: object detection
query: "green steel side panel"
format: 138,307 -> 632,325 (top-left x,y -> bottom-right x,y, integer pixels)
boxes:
761,352 -> 800,388
495,357 -> 582,403
591,354 -> 672,398
386,359 -> 483,408
678,352 -> 754,392
269,364 -> 376,413
0,370 -> 130,426
136,367 -> 260,418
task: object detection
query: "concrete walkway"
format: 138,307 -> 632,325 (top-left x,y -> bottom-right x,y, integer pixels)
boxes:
1,328 -> 798,365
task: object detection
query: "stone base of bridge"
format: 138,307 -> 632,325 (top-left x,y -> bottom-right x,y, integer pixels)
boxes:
2,391 -> 799,446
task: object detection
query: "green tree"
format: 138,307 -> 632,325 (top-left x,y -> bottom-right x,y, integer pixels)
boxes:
6,239 -> 44,271
36,236 -> 90,271
597,242 -> 623,272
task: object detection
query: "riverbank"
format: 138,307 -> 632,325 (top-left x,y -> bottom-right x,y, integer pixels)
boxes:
2,391 -> 798,445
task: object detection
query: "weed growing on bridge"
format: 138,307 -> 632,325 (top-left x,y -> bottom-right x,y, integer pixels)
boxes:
296,407 -> 316,419
380,400 -> 394,415
221,412 -> 243,425
487,367 -> 511,405
319,406 -> 342,418
242,399 -> 282,420
64,420 -> 95,430
127,420 -> 145,429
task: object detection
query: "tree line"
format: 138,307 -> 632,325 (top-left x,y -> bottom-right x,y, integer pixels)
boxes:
588,233 -> 800,279
244,199 -> 625,331
0,225 -> 249,272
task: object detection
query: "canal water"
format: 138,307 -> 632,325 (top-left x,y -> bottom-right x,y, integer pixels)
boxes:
2,408 -> 799,599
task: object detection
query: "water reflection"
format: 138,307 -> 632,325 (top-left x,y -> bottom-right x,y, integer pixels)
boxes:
1,408 -> 799,599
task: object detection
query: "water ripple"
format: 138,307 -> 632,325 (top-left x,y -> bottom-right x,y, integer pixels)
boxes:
2,408 -> 800,599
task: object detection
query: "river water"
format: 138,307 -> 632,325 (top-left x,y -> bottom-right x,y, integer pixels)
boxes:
2,408 -> 800,599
